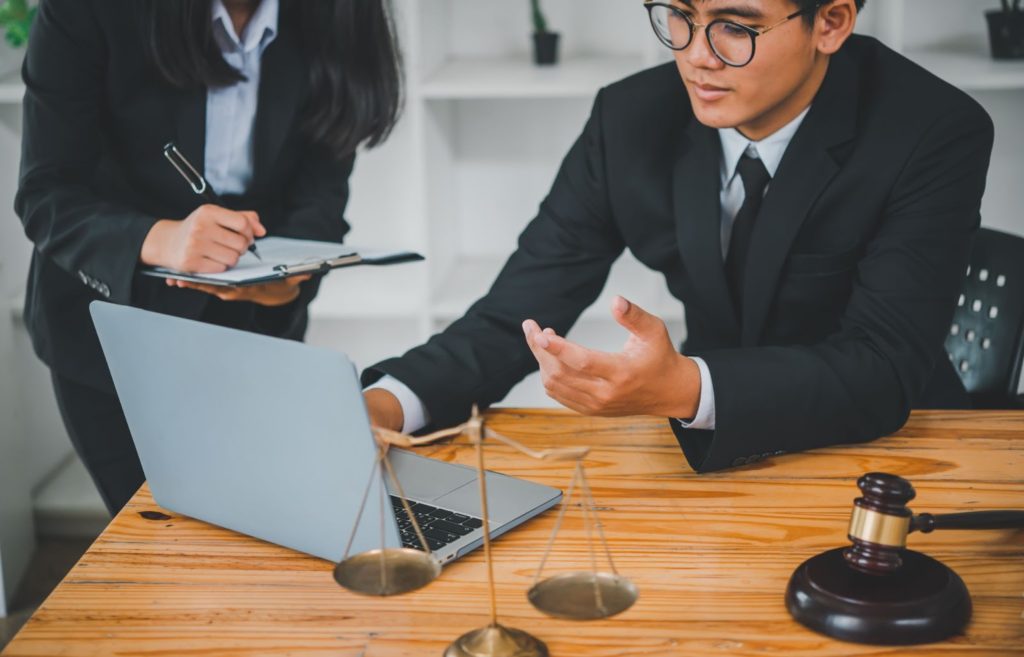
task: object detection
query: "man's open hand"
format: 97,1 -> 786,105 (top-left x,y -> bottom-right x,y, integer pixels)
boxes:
523,296 -> 701,419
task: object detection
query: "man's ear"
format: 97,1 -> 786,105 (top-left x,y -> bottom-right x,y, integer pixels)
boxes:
815,0 -> 857,56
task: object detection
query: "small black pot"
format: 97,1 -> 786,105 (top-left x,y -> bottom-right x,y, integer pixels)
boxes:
532,31 -> 560,66
985,10 -> 1024,60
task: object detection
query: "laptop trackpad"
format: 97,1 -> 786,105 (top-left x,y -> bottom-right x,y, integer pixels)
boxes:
388,449 -> 476,502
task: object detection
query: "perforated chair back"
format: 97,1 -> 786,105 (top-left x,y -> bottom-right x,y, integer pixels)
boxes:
945,228 -> 1024,408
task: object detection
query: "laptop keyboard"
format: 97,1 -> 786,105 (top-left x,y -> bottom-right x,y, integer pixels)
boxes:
390,496 -> 484,552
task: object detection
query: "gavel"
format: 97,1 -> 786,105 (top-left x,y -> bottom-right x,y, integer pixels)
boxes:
786,472 -> 1024,646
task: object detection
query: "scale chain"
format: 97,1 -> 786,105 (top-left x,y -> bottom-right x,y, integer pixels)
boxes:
342,450 -> 387,562
381,450 -> 433,560
533,461 -> 581,585
579,463 -> 619,576
577,462 -> 606,615
378,469 -> 389,591
473,421 -> 500,627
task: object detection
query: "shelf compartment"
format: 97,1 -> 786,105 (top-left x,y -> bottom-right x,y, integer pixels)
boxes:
905,43 -> 1024,91
429,253 -> 682,323
420,55 -> 647,99
305,316 -> 426,373
0,67 -> 22,104
307,261 -> 428,320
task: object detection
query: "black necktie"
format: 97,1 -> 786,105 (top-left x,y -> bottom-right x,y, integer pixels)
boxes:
725,153 -> 771,316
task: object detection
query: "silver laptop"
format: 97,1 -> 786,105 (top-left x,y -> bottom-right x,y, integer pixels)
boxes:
90,301 -> 561,565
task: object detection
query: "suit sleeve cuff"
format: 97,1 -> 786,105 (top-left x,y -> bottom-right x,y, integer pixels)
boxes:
674,356 -> 715,430
366,375 -> 431,434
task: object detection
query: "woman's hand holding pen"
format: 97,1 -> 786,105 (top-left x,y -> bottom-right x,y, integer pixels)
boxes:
141,203 -> 306,307
140,204 -> 266,274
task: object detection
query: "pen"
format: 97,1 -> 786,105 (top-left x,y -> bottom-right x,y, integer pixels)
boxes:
162,141 -> 262,261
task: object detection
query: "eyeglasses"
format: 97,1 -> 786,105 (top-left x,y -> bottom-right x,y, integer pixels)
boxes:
644,1 -> 822,67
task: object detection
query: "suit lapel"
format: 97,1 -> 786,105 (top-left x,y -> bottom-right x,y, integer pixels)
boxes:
674,115 -> 741,342
740,49 -> 859,345
163,86 -> 212,319
252,31 -> 305,189
170,87 -> 207,179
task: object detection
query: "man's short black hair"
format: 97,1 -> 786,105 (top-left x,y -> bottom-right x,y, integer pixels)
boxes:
795,0 -> 866,25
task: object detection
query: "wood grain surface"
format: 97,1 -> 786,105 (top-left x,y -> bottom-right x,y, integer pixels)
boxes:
3,410 -> 1022,656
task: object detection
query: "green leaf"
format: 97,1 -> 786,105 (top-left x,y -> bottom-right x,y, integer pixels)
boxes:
0,0 -> 35,47
530,0 -> 549,34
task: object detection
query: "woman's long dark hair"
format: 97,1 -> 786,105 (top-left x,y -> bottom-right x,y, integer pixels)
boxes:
141,0 -> 403,157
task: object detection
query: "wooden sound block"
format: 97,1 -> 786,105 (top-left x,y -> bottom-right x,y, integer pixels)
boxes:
785,547 -> 971,645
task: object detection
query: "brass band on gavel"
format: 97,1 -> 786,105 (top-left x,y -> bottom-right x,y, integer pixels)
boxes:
847,505 -> 912,548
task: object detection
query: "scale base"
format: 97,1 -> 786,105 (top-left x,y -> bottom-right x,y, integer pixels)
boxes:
527,571 -> 638,620
444,623 -> 548,657
786,547 -> 971,645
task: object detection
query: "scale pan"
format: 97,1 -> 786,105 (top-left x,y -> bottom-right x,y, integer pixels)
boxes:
528,571 -> 638,620
334,548 -> 441,596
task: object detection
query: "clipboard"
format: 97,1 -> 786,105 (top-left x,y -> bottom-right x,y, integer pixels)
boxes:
140,237 -> 424,287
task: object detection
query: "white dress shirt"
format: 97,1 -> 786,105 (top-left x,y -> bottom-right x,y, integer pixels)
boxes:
372,106 -> 812,435
205,0 -> 279,195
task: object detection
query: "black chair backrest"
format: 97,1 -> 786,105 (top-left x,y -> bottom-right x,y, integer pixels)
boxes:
945,227 -> 1024,408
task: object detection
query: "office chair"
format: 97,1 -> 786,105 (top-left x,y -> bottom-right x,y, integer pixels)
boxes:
945,227 -> 1024,409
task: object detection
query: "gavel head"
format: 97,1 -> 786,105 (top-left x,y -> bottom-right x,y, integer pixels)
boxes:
843,472 -> 916,575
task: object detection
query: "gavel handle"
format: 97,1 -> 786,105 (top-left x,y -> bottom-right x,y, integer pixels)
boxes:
911,510 -> 1024,533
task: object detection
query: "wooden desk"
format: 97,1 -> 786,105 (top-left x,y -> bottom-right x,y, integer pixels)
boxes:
4,410 -> 1023,656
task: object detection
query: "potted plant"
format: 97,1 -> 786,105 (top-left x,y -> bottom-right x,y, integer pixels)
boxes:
986,0 -> 1024,60
0,0 -> 34,78
530,0 -> 560,66
0,0 -> 35,48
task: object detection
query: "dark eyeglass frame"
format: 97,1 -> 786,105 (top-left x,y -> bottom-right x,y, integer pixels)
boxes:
643,1 -> 824,68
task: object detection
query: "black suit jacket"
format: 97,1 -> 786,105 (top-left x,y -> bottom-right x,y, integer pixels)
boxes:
364,35 -> 994,472
17,0 -> 354,391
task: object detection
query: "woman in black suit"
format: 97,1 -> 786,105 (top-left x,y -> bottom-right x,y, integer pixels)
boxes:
16,0 -> 402,513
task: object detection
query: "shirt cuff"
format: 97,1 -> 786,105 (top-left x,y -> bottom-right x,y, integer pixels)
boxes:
366,375 -> 431,434
674,356 -> 716,431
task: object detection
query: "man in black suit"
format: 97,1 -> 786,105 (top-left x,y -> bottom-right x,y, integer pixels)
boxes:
364,0 -> 994,472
